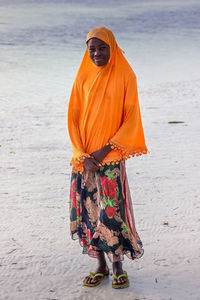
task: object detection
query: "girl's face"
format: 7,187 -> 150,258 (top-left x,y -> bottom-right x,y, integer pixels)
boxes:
87,38 -> 110,66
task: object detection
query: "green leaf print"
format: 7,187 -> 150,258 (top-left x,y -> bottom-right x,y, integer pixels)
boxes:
107,198 -> 113,207
103,200 -> 108,208
122,223 -> 130,233
105,169 -> 115,180
107,196 -> 117,206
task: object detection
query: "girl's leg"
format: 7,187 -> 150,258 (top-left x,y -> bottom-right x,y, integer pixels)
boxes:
84,251 -> 109,284
112,261 -> 128,285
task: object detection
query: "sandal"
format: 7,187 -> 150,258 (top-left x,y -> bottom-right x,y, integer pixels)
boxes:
83,271 -> 109,287
112,271 -> 129,289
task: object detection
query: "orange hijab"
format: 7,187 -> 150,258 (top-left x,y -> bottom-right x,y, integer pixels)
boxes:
68,27 -> 147,173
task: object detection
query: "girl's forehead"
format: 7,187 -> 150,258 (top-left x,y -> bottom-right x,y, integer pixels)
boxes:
87,38 -> 109,47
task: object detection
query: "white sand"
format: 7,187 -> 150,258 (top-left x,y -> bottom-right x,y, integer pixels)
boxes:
1,1 -> 200,298
1,77 -> 200,300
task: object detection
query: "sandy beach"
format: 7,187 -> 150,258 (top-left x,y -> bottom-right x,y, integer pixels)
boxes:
1,79 -> 200,300
1,1 -> 200,299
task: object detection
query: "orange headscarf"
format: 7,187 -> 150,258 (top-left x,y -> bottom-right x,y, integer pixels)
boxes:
68,27 -> 147,173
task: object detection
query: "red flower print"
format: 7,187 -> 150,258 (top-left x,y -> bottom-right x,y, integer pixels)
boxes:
107,180 -> 117,200
70,181 -> 77,208
100,176 -> 108,187
104,187 -> 109,197
106,206 -> 116,217
107,178 -> 116,187
108,187 -> 116,200
82,239 -> 87,246
71,181 -> 76,193
115,199 -> 119,206
87,229 -> 92,240
72,197 -> 76,208
101,176 -> 117,200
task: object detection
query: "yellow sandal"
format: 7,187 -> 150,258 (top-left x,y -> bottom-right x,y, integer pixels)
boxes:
83,272 -> 109,287
112,271 -> 129,289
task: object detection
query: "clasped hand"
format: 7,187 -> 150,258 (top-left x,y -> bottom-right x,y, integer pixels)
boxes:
83,145 -> 111,172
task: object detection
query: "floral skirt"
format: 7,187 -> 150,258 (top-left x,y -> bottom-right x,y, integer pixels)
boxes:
69,161 -> 143,262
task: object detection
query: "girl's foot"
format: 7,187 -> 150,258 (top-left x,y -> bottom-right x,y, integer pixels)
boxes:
84,251 -> 109,285
112,261 -> 128,286
84,265 -> 109,285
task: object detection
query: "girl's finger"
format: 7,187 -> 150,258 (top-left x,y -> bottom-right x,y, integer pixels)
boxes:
91,158 -> 101,167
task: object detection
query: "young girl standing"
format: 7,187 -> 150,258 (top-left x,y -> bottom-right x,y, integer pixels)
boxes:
68,27 -> 147,289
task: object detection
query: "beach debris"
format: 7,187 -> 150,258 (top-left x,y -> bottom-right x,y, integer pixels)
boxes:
11,238 -> 22,247
154,258 -> 169,267
168,121 -> 185,124
173,207 -> 179,211
7,248 -> 17,254
163,221 -> 169,226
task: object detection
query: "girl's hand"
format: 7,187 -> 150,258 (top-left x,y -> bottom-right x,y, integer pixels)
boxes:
83,157 -> 101,172
91,144 -> 112,163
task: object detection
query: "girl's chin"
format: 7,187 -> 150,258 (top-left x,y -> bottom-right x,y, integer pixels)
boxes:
93,58 -> 107,66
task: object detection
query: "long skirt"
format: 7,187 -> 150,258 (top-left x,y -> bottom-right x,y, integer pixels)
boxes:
69,161 -> 143,262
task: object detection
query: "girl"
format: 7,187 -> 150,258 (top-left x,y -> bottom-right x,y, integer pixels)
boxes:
68,27 -> 147,289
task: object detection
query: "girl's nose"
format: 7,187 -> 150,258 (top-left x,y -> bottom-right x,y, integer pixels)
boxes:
94,48 -> 100,56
